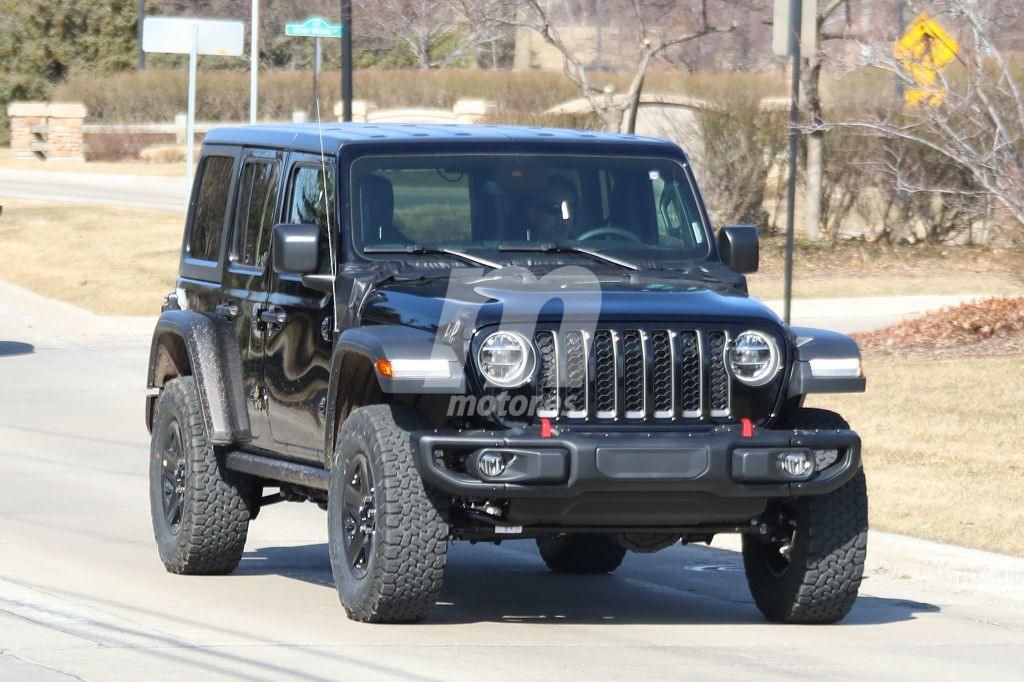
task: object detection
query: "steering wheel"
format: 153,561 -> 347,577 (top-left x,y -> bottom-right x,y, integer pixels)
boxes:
576,226 -> 642,243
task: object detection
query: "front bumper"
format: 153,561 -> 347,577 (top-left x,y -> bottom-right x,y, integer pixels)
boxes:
414,424 -> 861,501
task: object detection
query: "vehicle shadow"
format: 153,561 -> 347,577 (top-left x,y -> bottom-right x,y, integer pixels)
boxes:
238,542 -> 939,626
0,341 -> 34,357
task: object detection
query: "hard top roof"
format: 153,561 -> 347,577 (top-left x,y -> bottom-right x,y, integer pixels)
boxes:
202,122 -> 683,156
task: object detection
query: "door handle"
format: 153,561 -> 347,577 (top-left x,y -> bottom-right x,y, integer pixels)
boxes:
215,302 -> 240,319
260,309 -> 288,326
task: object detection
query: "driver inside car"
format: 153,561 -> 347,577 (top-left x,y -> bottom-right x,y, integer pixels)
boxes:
527,176 -> 578,243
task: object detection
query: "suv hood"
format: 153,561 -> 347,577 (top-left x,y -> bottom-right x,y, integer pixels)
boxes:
358,265 -> 783,336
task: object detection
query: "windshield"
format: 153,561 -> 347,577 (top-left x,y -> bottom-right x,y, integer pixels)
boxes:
350,153 -> 712,265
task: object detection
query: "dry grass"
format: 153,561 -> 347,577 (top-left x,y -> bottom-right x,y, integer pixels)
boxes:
0,148 -> 184,176
0,200 -> 182,315
748,238 -> 1024,300
747,272 -> 1024,300
810,355 -> 1024,557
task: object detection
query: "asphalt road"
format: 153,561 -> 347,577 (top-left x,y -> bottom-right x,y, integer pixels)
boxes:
0,169 -> 186,213
2,286 -> 1023,681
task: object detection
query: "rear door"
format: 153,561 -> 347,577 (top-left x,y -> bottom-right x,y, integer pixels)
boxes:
218,147 -> 284,450
263,155 -> 338,460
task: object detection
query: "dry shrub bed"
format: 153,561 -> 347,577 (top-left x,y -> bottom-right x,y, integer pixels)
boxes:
855,297 -> 1024,358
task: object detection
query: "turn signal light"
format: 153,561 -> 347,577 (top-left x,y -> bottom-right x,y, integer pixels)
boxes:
375,359 -> 394,378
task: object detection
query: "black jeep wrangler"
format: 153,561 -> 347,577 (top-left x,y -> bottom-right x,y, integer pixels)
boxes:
147,124 -> 867,624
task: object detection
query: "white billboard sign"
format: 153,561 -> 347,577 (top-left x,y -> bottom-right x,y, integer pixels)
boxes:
143,17 -> 244,57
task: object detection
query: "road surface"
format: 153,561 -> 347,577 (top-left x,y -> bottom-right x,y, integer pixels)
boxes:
0,169 -> 185,213
1,283 -> 1023,681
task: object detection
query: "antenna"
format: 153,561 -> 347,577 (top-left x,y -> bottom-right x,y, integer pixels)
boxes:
314,96 -> 340,333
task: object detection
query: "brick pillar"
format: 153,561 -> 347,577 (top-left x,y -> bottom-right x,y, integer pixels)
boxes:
6,102 -> 87,162
45,103 -> 88,161
7,102 -> 49,160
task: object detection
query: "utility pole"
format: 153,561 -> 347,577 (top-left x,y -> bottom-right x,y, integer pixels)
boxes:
250,0 -> 259,124
137,0 -> 146,69
782,0 -> 802,326
341,0 -> 353,121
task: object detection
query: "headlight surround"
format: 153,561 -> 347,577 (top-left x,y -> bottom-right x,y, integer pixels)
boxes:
477,331 -> 535,388
727,330 -> 780,387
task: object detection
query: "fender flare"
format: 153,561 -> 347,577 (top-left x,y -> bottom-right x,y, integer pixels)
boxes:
787,327 -> 866,397
322,326 -> 466,457
146,310 -> 251,445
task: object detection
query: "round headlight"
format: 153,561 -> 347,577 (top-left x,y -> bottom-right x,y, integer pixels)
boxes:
727,331 -> 780,386
477,331 -> 535,388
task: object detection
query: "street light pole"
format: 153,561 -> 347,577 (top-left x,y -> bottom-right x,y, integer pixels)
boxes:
341,0 -> 353,122
782,0 -> 803,326
250,0 -> 259,124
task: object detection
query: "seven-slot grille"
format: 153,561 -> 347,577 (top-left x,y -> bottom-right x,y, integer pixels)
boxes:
532,328 -> 732,422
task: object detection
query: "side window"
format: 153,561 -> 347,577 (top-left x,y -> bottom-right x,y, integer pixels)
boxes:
188,156 -> 234,262
287,165 -> 336,273
231,160 -> 280,268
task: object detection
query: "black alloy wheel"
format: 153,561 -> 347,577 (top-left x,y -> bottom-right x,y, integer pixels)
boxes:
160,419 -> 187,535
342,453 -> 376,579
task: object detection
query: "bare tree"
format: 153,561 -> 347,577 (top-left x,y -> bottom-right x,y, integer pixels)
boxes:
359,0 -> 510,69
469,0 -> 734,131
835,0 -> 1024,238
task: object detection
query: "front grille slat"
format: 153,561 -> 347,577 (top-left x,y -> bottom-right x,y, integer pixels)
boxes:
530,326 -> 743,423
535,330 -> 558,418
708,330 -> 730,417
593,330 -> 617,418
651,331 -> 674,418
621,330 -> 645,419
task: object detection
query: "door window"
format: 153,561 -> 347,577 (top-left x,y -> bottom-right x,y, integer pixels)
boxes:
287,165 -> 336,274
188,156 -> 234,262
232,160 -> 280,269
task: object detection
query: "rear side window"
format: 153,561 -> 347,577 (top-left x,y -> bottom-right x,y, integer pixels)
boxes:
232,160 -> 280,268
188,156 -> 234,262
287,165 -> 336,273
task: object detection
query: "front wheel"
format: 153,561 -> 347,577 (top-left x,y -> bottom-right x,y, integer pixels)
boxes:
328,404 -> 449,623
742,408 -> 868,623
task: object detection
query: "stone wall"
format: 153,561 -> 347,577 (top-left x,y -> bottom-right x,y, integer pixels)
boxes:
7,102 -> 88,162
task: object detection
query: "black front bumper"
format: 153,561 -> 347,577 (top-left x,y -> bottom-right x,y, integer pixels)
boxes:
414,424 -> 861,502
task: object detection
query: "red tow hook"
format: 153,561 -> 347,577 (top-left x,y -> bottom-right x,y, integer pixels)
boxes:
740,418 -> 755,438
540,418 -> 553,438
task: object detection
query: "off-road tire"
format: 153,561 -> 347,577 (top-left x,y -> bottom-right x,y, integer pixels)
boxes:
536,534 -> 627,574
328,404 -> 449,623
742,408 -> 868,624
149,376 -> 256,574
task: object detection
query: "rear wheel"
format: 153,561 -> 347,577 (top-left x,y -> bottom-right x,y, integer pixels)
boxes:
148,376 -> 256,574
536,534 -> 627,574
742,408 -> 868,623
328,404 -> 449,623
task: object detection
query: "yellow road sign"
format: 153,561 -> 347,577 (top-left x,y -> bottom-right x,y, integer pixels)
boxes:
895,12 -> 959,70
894,12 -> 958,106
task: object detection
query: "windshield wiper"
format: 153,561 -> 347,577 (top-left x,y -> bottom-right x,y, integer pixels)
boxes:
364,246 -> 502,270
498,244 -> 639,271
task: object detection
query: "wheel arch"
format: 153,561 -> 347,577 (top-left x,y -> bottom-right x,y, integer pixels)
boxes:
146,310 -> 251,445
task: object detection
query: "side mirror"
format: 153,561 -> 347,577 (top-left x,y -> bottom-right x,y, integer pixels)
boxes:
718,225 -> 759,274
272,223 -> 320,275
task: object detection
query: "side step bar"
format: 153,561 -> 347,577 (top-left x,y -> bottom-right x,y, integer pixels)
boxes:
225,451 -> 330,491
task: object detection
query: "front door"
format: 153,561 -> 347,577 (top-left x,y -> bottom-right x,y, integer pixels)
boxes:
219,147 -> 283,450
263,155 -> 337,461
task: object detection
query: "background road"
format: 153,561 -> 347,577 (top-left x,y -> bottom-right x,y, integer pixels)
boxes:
0,169 -> 186,213
2,285 -> 1023,681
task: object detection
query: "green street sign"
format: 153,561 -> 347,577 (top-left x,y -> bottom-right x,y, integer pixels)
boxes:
285,16 -> 343,38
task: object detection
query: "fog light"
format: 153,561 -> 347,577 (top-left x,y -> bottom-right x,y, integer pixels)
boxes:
478,452 -> 510,478
779,451 -> 814,479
